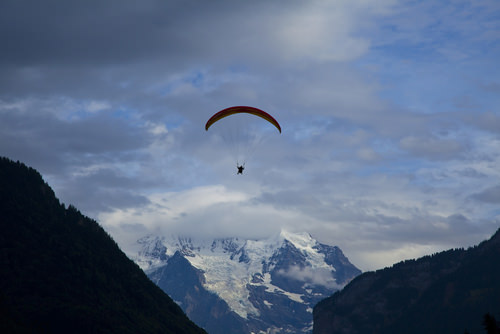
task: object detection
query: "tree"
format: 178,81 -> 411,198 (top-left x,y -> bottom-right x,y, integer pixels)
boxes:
483,313 -> 500,334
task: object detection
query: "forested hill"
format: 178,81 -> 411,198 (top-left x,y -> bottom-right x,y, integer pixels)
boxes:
313,225 -> 500,334
0,157 -> 206,334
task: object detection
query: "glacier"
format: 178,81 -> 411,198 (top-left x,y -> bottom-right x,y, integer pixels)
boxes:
134,229 -> 361,333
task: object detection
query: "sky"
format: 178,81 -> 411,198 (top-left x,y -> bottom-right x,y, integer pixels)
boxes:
1,0 -> 499,271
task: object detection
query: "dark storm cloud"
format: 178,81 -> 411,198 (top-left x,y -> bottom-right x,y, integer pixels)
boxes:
0,0 -> 286,68
1,0 -> 176,66
0,105 -> 153,173
0,0 -> 181,97
55,167 -> 151,216
0,0 -> 295,99
471,185 -> 500,204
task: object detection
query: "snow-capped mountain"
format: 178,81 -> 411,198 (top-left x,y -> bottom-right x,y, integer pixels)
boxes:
134,230 -> 361,334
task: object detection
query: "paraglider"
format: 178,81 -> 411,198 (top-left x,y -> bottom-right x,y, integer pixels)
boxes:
205,106 -> 281,133
237,164 -> 245,175
205,106 -> 281,173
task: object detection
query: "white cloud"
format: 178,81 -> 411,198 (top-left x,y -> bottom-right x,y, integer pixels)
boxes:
278,266 -> 341,290
86,100 -> 111,113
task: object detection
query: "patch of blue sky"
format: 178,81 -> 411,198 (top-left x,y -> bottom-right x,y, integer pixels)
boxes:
112,107 -> 138,121
357,48 -> 497,115
351,143 -> 427,178
288,115 -> 354,142
112,106 -> 181,133
370,137 -> 402,155
153,69 -> 207,96
356,0 -> 500,115
63,109 -> 92,122
172,116 -> 191,131
53,99 -> 108,122
353,163 -> 419,179
156,67 -> 253,98
347,141 -> 434,177
488,208 -> 500,220
227,63 -> 249,74
190,70 -> 205,88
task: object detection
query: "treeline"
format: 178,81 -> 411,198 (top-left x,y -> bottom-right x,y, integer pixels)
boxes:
0,157 -> 206,334
464,313 -> 500,334
314,225 -> 500,334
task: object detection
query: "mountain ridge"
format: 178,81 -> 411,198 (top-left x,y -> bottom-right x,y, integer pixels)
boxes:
313,227 -> 500,334
0,157 -> 206,334
135,230 -> 361,333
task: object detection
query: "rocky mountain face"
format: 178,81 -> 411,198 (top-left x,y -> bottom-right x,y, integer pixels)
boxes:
313,228 -> 500,334
0,157 -> 206,334
134,231 -> 361,334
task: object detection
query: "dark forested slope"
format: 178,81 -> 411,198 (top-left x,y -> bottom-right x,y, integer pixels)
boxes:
314,227 -> 500,334
0,157 -> 206,334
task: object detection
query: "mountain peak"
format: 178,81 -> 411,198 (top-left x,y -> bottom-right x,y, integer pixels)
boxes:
279,229 -> 317,250
134,230 -> 361,334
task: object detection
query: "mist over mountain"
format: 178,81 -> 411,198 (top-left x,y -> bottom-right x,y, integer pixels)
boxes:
134,231 -> 361,333
313,227 -> 500,334
0,157 -> 206,334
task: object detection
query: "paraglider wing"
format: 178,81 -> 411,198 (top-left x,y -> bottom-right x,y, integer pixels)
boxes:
205,106 -> 281,133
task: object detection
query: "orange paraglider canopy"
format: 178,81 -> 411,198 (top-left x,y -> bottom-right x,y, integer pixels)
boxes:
205,106 -> 281,133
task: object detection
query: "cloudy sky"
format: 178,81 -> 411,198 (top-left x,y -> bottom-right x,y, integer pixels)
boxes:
1,0 -> 499,271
